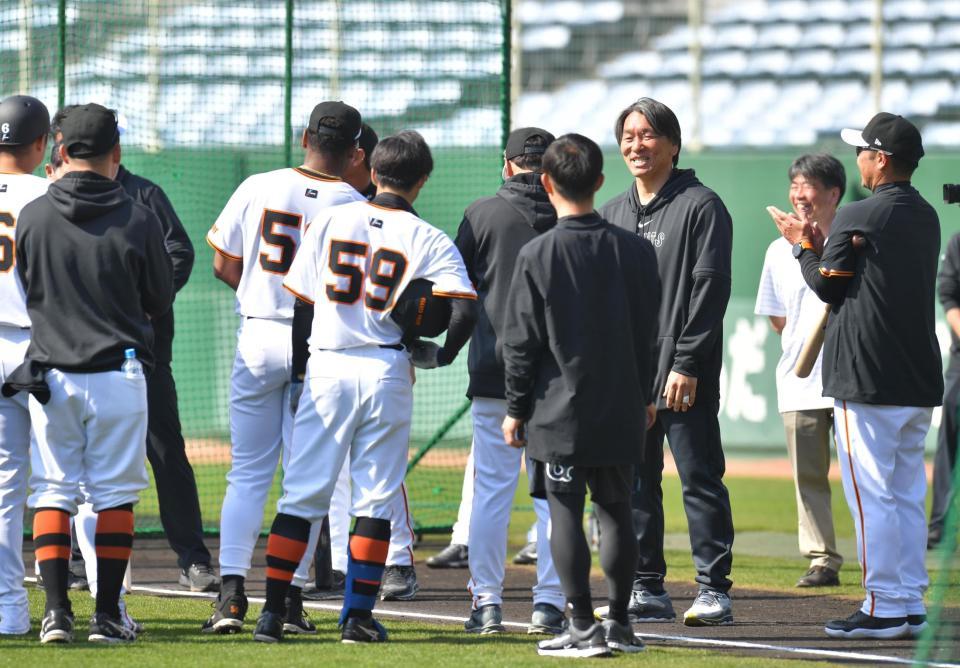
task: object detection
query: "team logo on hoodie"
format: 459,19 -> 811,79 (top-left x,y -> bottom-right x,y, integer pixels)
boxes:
546,464 -> 574,483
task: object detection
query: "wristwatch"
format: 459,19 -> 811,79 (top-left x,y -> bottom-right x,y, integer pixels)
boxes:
792,240 -> 814,258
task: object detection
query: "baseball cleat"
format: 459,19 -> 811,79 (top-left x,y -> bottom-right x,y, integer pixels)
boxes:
595,588 -> 676,623
602,619 -> 645,653
513,541 -> 538,565
88,612 -> 137,644
180,563 -> 220,593
464,604 -> 505,635
282,592 -> 316,635
341,615 -> 388,643
380,565 -> 419,601
528,603 -> 566,635
907,614 -> 929,638
425,543 -> 468,569
824,610 -> 909,639
683,589 -> 733,627
253,611 -> 284,643
303,570 -> 345,600
537,623 -> 612,658
39,608 -> 74,644
118,597 -> 144,635
201,591 -> 248,634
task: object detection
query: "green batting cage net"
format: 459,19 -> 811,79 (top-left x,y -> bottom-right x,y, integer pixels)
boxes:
1,0 -> 509,535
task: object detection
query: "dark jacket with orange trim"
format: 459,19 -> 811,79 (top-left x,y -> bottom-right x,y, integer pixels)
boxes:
600,169 -> 732,410
502,213 -> 661,466
454,172 -> 557,399
797,182 -> 942,406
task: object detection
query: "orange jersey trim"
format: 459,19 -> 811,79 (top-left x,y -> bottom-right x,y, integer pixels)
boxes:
819,267 -> 855,278
283,283 -> 315,305
294,167 -> 340,182
206,236 -> 242,261
432,290 -> 477,300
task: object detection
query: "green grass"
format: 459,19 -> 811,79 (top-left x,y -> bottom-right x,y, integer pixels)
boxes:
0,590 -> 831,667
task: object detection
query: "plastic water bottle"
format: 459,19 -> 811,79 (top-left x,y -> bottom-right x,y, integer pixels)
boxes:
121,348 -> 144,379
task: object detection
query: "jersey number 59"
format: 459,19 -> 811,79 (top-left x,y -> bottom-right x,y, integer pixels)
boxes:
326,239 -> 407,311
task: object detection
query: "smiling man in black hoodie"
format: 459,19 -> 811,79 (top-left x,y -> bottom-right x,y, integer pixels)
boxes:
5,103 -> 172,644
597,97 -> 735,627
452,127 -> 565,636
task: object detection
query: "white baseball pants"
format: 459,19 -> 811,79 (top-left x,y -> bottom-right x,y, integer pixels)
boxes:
834,400 -> 932,617
0,326 -> 31,632
219,317 -> 317,585
28,368 -> 149,514
467,398 -> 563,610
449,446 -> 475,546
279,346 -> 412,524
329,460 -> 415,570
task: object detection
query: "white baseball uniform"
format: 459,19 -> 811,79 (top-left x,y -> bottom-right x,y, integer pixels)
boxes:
278,197 -> 475,526
207,166 -> 364,585
0,173 -> 47,634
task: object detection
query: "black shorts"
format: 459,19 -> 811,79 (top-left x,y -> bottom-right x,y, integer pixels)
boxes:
529,459 -> 633,505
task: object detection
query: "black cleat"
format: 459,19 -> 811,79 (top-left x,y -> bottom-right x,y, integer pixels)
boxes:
253,611 -> 284,643
303,570 -> 345,600
425,543 -> 468,569
39,609 -> 74,644
283,591 -> 317,635
201,591 -> 248,634
380,565 -> 419,601
341,615 -> 388,643
88,612 -> 137,644
825,610 -> 909,639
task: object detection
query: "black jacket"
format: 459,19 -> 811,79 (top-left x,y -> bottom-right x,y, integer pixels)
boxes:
798,182 -> 942,406
600,169 -> 732,409
454,172 -> 556,398
15,171 -> 173,372
938,232 -> 960,363
117,165 -> 193,365
503,213 -> 660,466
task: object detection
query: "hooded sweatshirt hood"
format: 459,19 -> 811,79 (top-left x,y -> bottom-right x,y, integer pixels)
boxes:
47,171 -> 129,223
497,172 -> 556,233
626,168 -> 700,217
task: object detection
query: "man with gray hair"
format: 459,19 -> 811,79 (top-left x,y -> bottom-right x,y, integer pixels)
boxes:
756,154 -> 847,588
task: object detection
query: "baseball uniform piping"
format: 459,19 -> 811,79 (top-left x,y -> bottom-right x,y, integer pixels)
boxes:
205,236 -> 242,260
841,401 -> 873,615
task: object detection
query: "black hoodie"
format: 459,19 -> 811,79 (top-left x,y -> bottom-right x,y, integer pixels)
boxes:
454,172 -> 557,398
15,171 -> 173,372
600,169 -> 732,408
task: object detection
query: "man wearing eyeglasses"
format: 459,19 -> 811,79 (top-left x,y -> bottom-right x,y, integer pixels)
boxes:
771,113 -> 941,640
596,98 -> 735,627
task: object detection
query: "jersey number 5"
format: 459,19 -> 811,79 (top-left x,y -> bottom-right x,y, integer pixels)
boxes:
326,240 -> 407,311
259,209 -> 302,275
0,212 -> 14,272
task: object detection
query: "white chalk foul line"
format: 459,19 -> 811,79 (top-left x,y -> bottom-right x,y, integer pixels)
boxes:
123,584 -> 957,667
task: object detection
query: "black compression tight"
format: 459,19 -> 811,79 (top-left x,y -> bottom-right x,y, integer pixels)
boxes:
546,491 -> 638,628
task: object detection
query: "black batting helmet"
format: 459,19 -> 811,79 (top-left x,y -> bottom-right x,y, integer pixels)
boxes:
0,95 -> 50,146
391,278 -> 452,341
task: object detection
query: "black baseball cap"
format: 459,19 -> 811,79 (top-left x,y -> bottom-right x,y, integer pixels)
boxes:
841,112 -> 924,165
505,127 -> 555,161
359,122 -> 379,157
0,95 -> 50,146
308,101 -> 362,143
59,103 -> 119,158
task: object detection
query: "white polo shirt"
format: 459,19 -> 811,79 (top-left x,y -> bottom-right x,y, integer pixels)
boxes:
755,237 -> 834,414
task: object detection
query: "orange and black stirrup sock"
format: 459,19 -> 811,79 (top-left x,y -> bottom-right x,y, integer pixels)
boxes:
95,504 -> 134,618
263,513 -> 310,614
339,516 -> 390,625
33,508 -> 72,614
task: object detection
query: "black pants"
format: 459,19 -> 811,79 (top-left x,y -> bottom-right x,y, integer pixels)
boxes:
147,358 -> 211,570
632,394 -> 734,592
930,364 -> 960,534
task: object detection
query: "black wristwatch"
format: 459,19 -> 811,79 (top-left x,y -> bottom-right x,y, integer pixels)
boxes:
792,241 -> 813,259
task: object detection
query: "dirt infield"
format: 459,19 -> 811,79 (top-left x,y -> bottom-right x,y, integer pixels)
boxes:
46,536 -> 956,666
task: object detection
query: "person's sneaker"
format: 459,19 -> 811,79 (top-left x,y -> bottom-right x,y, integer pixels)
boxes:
907,614 -> 929,638
200,591 -> 248,634
824,610 -> 909,639
528,603 -> 566,635
303,570 -> 345,600
425,543 -> 468,569
602,619 -> 645,653
595,588 -> 676,623
118,598 -> 144,635
341,615 -> 388,643
380,565 -> 419,601
283,592 -> 316,634
180,563 -> 220,593
464,604 -> 505,634
513,541 -> 538,565
537,622 -> 612,658
88,612 -> 137,644
683,589 -> 733,627
39,609 -> 74,644
796,565 -> 840,588
253,611 -> 284,643
67,561 -> 88,591
927,527 -> 942,550
0,603 -> 30,635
